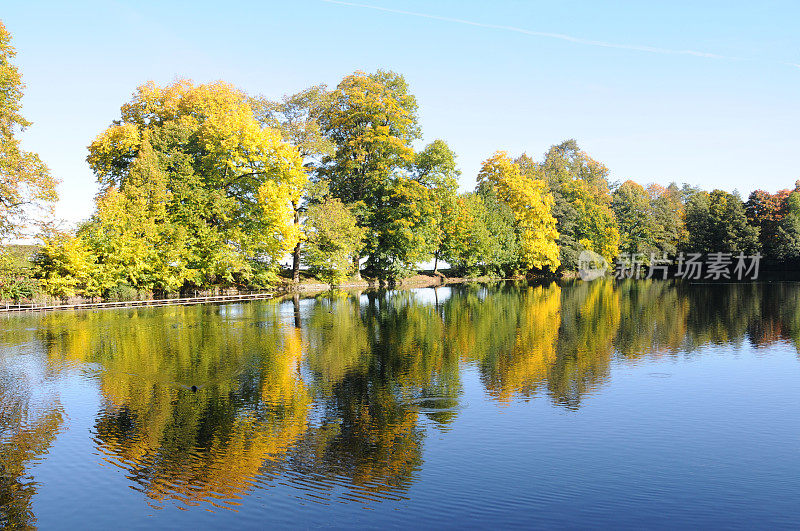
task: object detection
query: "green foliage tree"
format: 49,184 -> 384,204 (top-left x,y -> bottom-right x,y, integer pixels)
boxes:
0,249 -> 37,301
611,181 -> 686,260
368,178 -> 441,279
254,85 -> 335,281
439,193 -> 491,275
647,183 -> 685,256
303,198 -> 365,285
319,70 -> 422,279
773,191 -> 800,260
413,140 -> 460,273
684,189 -> 759,253
475,183 -> 520,275
612,180 -> 655,256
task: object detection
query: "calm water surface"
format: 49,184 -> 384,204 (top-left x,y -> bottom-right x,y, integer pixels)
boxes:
1,280 -> 799,529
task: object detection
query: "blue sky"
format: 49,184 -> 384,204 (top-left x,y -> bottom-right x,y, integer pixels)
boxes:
4,0 -> 799,226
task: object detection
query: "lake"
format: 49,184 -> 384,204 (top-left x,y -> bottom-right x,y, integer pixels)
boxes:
1,280 -> 799,529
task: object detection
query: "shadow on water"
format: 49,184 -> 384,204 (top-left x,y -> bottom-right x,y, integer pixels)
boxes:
1,279 -> 800,518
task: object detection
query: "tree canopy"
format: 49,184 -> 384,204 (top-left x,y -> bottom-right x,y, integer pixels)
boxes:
477,152 -> 560,272
40,80 -> 307,297
518,140 -> 620,269
684,189 -> 759,254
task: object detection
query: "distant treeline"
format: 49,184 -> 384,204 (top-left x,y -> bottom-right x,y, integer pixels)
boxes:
1,22 -> 798,302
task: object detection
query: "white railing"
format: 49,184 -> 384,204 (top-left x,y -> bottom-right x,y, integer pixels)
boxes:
0,290 -> 275,313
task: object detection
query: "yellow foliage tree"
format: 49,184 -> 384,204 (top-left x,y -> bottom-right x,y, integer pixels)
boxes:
68,79 -> 307,294
477,152 -> 561,271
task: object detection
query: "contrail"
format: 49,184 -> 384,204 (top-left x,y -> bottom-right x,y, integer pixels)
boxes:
321,0 -> 733,60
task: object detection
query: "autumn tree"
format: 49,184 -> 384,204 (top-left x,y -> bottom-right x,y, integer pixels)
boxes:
0,22 -> 57,241
76,133 -> 186,296
519,140 -> 619,268
34,229 -> 102,299
477,152 -> 560,272
255,85 -> 335,281
745,186 -> 800,259
48,79 -> 309,296
318,70 -> 421,279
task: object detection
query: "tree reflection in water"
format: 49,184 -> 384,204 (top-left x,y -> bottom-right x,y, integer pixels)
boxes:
38,305 -> 311,509
2,280 -> 800,512
0,355 -> 64,528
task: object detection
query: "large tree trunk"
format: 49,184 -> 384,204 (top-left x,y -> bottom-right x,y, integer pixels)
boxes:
352,252 -> 361,281
291,202 -> 301,283
291,241 -> 301,283
433,254 -> 439,274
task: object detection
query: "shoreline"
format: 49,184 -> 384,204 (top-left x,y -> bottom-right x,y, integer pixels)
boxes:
3,269 -> 794,313
0,274 -> 520,314
276,273 -> 521,294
